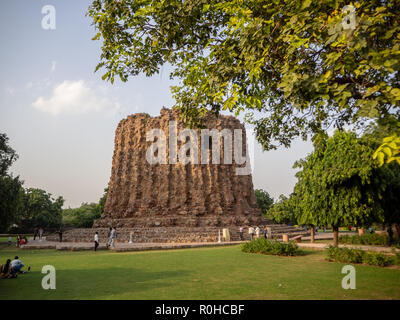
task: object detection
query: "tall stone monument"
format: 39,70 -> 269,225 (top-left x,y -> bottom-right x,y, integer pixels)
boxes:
93,107 -> 266,229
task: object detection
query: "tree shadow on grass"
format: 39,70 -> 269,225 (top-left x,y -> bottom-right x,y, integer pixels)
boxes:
0,267 -> 193,300
297,249 -> 322,257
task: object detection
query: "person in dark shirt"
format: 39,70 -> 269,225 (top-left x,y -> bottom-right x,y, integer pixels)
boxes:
57,229 -> 63,242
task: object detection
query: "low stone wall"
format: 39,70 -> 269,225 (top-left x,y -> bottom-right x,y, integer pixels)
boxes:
46,225 -> 310,243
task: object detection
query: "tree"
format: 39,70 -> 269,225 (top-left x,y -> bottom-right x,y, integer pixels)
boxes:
266,194 -> 296,225
0,133 -> 18,176
62,203 -> 102,228
0,175 -> 23,232
98,187 -> 108,214
17,188 -> 64,232
88,0 -> 400,150
293,130 -> 400,246
0,133 -> 23,232
254,189 -> 273,215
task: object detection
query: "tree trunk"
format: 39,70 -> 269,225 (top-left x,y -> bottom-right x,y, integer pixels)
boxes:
333,226 -> 339,247
394,223 -> 400,239
310,225 -> 315,243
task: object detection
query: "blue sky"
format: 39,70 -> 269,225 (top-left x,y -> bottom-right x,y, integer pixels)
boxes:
0,0 -> 312,208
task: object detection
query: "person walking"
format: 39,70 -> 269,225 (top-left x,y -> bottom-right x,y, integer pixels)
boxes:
263,227 -> 268,239
39,227 -> 44,241
129,231 -> 134,244
110,227 -> 117,248
239,227 -> 243,241
106,227 -> 112,248
57,229 -> 63,243
33,227 -> 38,241
387,225 -> 394,245
94,232 -> 99,252
249,226 -> 254,241
255,226 -> 260,239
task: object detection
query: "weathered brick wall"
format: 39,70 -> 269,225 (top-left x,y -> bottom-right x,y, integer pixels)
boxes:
94,107 -> 264,228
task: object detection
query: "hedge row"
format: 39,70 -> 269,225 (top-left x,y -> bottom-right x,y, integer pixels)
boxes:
326,246 -> 400,267
241,238 -> 301,256
338,233 -> 399,246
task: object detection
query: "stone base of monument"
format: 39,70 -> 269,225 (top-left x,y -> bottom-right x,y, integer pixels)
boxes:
46,224 -> 310,243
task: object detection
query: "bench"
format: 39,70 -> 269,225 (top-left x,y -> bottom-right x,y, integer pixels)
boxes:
291,235 -> 302,243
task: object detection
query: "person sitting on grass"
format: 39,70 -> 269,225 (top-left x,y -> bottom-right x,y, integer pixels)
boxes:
10,256 -> 30,274
0,259 -> 17,279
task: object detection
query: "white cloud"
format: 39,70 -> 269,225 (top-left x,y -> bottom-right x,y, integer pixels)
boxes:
32,80 -> 120,116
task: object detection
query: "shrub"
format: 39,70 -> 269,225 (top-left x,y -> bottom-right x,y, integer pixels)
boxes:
241,238 -> 301,256
326,246 -> 398,267
338,234 -> 398,246
326,246 -> 364,264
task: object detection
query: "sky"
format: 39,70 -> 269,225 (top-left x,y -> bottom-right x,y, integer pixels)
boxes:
0,0 -> 313,208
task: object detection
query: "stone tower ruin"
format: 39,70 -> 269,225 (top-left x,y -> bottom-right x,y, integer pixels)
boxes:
93,107 -> 266,229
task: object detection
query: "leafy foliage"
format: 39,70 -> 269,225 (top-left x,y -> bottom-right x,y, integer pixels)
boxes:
98,187 -> 108,214
241,238 -> 301,256
88,0 -> 400,150
326,245 -> 399,267
266,194 -> 296,224
292,130 -> 399,229
254,189 -> 273,215
0,133 -> 18,176
15,188 -> 64,232
0,175 -> 23,233
339,233 -> 399,246
62,203 -> 102,228
374,134 -> 400,166
0,133 -> 23,232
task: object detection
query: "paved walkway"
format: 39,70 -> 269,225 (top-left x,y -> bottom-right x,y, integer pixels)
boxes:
21,239 -> 242,252
19,234 -> 399,254
302,231 -> 358,241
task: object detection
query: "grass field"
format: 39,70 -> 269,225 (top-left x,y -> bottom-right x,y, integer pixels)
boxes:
0,245 -> 399,300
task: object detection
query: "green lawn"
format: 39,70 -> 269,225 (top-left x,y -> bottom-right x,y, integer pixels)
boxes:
0,245 -> 399,300
0,236 -> 16,243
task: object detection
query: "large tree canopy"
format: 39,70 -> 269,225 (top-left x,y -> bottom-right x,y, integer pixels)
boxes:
0,133 -> 22,232
293,130 -> 400,245
266,194 -> 297,225
88,0 -> 400,150
0,133 -> 18,176
254,189 -> 273,214
16,188 -> 64,232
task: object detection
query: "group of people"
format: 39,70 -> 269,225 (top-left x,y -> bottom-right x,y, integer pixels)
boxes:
15,235 -> 29,247
92,227 -> 118,251
0,256 -> 30,279
33,227 -> 44,241
239,226 -> 270,241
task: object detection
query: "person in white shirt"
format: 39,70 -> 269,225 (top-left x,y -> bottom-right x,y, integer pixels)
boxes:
249,226 -> 255,241
109,227 -> 117,248
11,256 -> 29,274
255,226 -> 260,239
94,232 -> 99,251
